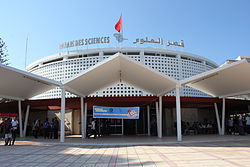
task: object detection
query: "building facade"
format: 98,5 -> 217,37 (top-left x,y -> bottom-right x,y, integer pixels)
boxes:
27,47 -> 217,99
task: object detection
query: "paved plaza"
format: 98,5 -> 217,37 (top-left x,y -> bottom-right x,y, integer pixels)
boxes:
0,135 -> 250,167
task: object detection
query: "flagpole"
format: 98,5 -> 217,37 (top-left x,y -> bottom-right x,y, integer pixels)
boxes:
120,13 -> 123,52
114,14 -> 123,53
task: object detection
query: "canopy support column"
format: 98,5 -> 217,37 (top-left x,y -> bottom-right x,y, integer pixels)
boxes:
176,85 -> 182,142
221,98 -> 226,135
214,103 -> 222,135
147,105 -> 150,136
81,97 -> 85,139
18,100 -> 23,137
84,102 -> 87,138
159,96 -> 163,138
60,87 -> 66,142
23,105 -> 30,137
155,101 -> 159,137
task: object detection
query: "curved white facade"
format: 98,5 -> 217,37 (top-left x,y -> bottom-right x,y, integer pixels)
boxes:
27,47 -> 217,99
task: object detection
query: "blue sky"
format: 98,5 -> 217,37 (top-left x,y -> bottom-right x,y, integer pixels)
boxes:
1,0 -> 250,69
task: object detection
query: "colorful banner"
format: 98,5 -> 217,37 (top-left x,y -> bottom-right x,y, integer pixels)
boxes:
93,106 -> 140,119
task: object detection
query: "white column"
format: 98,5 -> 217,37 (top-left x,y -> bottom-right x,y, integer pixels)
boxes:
23,105 -> 30,137
84,102 -> 87,138
18,100 -> 23,137
155,101 -> 159,137
80,97 -> 85,139
221,98 -> 226,135
159,96 -> 163,138
147,105 -> 150,136
60,87 -> 66,142
214,103 -> 222,135
176,85 -> 182,142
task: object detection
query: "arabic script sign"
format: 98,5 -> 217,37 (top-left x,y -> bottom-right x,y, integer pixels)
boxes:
133,37 -> 184,47
93,106 -> 140,119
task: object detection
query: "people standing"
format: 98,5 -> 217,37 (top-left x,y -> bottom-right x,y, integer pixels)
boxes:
44,118 -> 50,139
53,117 -> 59,139
91,119 -> 97,139
233,115 -> 239,135
39,121 -> 43,137
33,119 -> 40,138
238,116 -> 245,135
246,114 -> 250,134
1,118 -> 8,139
4,118 -> 12,146
11,117 -> 18,145
227,118 -> 234,135
50,118 -> 55,139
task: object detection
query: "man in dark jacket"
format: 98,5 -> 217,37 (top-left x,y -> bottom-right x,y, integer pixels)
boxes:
4,118 -> 12,146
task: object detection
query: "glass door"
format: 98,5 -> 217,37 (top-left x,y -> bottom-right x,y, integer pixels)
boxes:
109,119 -> 123,135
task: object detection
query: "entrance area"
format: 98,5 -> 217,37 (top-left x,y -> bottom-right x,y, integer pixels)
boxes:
98,119 -> 123,135
85,107 -> 150,136
2,96 -> 250,140
94,118 -> 145,136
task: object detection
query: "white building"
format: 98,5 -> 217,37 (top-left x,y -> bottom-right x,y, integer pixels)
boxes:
27,47 -> 217,99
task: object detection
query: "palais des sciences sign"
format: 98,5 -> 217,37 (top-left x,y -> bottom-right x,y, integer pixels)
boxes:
59,35 -> 184,49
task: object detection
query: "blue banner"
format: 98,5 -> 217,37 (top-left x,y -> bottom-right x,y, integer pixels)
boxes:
93,106 -> 140,119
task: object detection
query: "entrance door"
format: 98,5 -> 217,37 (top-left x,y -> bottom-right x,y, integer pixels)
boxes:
109,119 -> 123,135
102,119 -> 123,135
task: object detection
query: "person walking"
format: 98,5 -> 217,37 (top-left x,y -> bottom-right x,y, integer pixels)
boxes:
91,119 -> 97,139
33,120 -> 39,138
11,117 -> 18,145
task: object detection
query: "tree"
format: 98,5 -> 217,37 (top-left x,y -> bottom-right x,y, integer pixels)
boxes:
0,37 -> 9,65
0,37 -> 10,103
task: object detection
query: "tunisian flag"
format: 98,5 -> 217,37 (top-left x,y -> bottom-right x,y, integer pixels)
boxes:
114,16 -> 122,32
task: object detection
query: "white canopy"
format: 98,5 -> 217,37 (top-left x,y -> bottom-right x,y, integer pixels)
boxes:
0,63 -> 61,100
63,53 -> 178,97
180,59 -> 250,98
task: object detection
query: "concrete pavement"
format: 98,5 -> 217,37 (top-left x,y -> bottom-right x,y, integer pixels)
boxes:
0,135 -> 250,167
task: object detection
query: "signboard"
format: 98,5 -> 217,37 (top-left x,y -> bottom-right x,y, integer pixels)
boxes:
59,34 -> 185,50
93,106 -> 140,119
133,37 -> 184,47
59,36 -> 110,49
